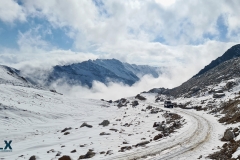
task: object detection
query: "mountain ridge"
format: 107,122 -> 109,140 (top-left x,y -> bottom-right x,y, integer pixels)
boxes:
46,58 -> 162,87
193,44 -> 240,78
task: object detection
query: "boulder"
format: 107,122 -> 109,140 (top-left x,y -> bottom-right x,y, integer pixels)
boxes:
80,122 -> 92,128
135,94 -> 146,100
156,125 -> 165,131
61,127 -> 72,132
58,155 -> 71,160
213,93 -> 225,98
223,129 -> 235,141
119,146 -> 132,152
99,132 -> 111,135
153,134 -> 163,140
99,120 -> 110,127
64,132 -> 70,135
150,109 -> 159,114
132,100 -> 139,107
29,156 -> 36,160
225,81 -> 236,90
146,105 -> 153,110
153,122 -> 160,127
56,151 -> 61,156
71,149 -> 76,153
117,98 -> 127,107
136,141 -> 150,147
79,150 -> 96,159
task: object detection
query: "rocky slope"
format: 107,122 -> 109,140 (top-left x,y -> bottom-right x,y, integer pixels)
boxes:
193,44 -> 240,78
147,44 -> 240,98
0,65 -> 39,88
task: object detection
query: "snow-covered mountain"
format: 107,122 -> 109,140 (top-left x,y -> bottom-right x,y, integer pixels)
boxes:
123,63 -> 160,78
0,65 -> 37,88
193,44 -> 240,78
46,59 -> 161,87
2,45 -> 240,159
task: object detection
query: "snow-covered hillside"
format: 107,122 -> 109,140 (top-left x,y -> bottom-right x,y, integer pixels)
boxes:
0,65 -> 37,88
1,80 -> 235,160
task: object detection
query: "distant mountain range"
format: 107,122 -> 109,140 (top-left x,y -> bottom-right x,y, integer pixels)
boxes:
46,59 -> 162,87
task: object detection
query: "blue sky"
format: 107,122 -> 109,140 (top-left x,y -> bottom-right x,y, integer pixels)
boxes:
0,0 -> 239,77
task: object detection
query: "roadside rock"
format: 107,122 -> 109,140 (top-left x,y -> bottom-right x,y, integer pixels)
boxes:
136,141 -> 150,147
213,93 -> 225,98
153,134 -> 163,140
153,122 -> 160,127
156,125 -> 165,131
119,146 -> 132,152
223,129 -> 235,141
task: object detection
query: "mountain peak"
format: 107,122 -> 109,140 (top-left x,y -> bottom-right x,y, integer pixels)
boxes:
46,59 -> 161,87
193,44 -> 240,78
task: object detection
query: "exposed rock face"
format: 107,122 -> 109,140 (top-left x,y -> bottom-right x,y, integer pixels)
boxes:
99,120 -> 110,127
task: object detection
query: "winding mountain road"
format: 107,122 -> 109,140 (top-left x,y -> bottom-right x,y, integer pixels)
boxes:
105,106 -> 215,160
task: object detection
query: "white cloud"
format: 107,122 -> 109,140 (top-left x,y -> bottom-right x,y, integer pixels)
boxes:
155,0 -> 176,7
11,0 -> 238,50
0,0 -> 26,23
0,0 -> 240,99
50,74 -> 177,100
